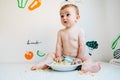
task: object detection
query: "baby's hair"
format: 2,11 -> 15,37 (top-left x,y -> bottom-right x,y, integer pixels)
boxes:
60,4 -> 79,15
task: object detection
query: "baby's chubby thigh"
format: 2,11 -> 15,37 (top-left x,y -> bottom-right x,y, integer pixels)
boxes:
44,52 -> 56,62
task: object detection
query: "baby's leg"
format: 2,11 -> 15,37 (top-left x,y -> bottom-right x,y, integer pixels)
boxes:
88,62 -> 101,73
31,53 -> 55,70
81,56 -> 101,73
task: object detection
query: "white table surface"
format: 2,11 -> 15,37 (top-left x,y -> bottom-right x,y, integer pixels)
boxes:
0,62 -> 120,80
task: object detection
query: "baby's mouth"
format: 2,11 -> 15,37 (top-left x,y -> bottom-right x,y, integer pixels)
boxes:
64,21 -> 67,23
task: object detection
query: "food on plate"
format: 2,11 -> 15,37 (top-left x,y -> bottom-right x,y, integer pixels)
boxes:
51,61 -> 72,65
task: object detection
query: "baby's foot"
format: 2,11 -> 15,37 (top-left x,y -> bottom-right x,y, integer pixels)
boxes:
90,62 -> 101,73
81,62 -> 101,73
31,65 -> 38,70
31,63 -> 48,70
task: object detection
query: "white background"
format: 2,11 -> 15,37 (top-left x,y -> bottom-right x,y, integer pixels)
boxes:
0,0 -> 120,63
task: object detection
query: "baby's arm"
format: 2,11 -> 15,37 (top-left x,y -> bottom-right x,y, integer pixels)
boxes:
77,29 -> 86,61
54,30 -> 63,62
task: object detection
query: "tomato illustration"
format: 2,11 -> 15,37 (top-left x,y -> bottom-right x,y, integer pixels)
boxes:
24,51 -> 34,60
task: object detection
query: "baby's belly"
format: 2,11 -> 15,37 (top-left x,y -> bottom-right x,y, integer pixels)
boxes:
62,42 -> 78,57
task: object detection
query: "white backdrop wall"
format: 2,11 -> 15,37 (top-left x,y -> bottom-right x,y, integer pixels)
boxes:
0,0 -> 120,63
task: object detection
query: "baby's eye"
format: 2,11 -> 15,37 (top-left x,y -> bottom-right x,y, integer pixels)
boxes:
66,13 -> 70,16
61,15 -> 64,18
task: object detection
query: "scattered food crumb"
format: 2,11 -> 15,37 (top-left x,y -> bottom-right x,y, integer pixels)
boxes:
79,71 -> 84,75
79,71 -> 95,76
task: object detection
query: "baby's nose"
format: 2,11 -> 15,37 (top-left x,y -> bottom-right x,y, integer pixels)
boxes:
63,16 -> 67,19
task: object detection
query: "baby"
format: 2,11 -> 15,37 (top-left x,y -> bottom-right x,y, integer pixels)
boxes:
31,4 -> 101,73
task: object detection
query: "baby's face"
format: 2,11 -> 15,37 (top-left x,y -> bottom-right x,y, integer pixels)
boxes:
60,7 -> 79,28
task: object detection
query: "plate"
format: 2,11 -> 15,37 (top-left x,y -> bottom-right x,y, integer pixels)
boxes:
47,62 -> 81,71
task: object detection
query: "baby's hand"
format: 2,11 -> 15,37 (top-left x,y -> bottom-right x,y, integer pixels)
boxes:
54,56 -> 62,62
71,58 -> 82,65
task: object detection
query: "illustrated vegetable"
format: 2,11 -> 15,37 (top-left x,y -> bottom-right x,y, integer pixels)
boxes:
111,34 -> 120,59
36,50 -> 45,57
111,35 -> 120,50
28,0 -> 41,11
24,51 -> 34,60
113,49 -> 120,59
86,41 -> 98,56
17,0 -> 28,8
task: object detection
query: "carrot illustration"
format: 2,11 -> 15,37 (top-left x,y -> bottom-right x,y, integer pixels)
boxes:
28,0 -> 41,11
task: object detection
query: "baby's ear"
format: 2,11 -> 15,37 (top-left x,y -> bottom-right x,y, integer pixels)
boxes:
75,15 -> 80,22
76,15 -> 80,20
